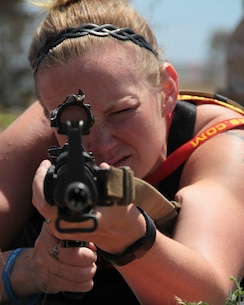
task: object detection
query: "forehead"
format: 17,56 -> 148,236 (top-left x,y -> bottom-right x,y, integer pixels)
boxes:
72,42 -> 141,82
36,42 -> 145,107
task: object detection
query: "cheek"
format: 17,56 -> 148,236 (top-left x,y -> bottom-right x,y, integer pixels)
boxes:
113,120 -> 142,144
132,115 -> 167,174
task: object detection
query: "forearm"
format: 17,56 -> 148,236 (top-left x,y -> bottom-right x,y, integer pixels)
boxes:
0,249 -> 41,304
0,250 -> 13,303
0,101 -> 57,249
117,231 -> 229,305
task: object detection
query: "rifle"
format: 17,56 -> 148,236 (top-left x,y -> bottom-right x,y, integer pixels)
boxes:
43,89 -> 179,298
43,89 -> 134,299
44,89 -> 134,233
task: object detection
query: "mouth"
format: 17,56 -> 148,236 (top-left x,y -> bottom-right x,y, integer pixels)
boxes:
109,155 -> 132,168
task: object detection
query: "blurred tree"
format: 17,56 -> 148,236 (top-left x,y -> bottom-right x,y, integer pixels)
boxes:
204,29 -> 230,90
221,16 -> 244,105
0,0 -> 34,108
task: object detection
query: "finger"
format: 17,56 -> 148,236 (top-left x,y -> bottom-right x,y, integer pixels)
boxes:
38,225 -> 97,274
30,255 -> 96,294
32,226 -> 97,293
48,259 -> 97,286
45,265 -> 96,293
32,160 -> 57,220
33,159 -> 51,186
99,162 -> 110,169
57,245 -> 97,267
45,245 -> 97,292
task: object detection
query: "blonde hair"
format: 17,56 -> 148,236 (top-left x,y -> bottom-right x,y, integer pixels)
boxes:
28,0 -> 164,86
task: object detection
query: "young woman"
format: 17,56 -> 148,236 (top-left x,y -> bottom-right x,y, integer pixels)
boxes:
0,0 -> 244,304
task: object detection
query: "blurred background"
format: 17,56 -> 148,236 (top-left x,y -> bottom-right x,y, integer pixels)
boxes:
0,0 -> 244,128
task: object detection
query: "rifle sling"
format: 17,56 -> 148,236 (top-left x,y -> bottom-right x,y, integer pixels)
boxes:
106,167 -> 180,233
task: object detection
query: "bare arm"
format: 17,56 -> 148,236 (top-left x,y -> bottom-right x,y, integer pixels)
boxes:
0,101 -> 57,250
116,129 -> 244,304
31,125 -> 244,304
0,223 -> 97,303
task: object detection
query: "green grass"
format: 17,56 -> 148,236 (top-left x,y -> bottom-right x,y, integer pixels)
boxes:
175,277 -> 244,305
0,111 -> 19,131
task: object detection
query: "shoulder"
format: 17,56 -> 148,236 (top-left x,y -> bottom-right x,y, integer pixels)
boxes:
179,100 -> 244,185
0,101 -> 56,162
175,91 -> 244,191
194,103 -> 244,135
177,91 -> 244,135
174,94 -> 244,259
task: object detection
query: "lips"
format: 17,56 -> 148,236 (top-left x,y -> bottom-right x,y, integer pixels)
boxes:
116,155 -> 134,167
98,155 -> 131,168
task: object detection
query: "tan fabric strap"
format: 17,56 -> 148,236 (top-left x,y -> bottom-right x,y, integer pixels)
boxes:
105,167 -> 180,232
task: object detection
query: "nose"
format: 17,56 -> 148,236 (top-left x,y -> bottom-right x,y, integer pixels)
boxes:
83,122 -> 116,155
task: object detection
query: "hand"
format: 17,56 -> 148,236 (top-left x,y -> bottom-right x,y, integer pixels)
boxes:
23,222 -> 97,295
32,160 -> 146,255
32,159 -> 58,222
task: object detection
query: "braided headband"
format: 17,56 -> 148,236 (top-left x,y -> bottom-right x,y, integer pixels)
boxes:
33,23 -> 158,74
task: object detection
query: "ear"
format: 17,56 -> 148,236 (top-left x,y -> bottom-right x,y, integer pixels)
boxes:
160,62 -> 179,116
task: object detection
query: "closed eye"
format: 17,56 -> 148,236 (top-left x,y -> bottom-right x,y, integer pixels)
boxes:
114,108 -> 132,114
112,104 -> 139,116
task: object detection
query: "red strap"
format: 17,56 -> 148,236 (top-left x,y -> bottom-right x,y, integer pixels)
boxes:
145,117 -> 244,185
